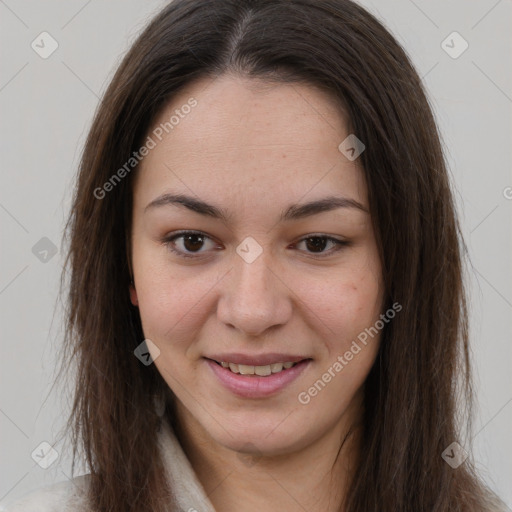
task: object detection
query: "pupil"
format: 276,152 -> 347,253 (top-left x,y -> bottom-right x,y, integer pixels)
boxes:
306,237 -> 326,253
184,234 -> 203,252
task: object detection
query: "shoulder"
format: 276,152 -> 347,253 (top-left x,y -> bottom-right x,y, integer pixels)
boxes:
3,474 -> 91,512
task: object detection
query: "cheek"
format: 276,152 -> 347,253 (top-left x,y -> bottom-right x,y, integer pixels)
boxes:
298,260 -> 383,351
297,268 -> 383,415
132,247 -> 220,345
134,263 -> 213,384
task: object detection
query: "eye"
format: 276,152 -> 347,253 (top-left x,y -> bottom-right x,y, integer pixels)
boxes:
162,230 -> 219,259
162,231 -> 349,259
294,235 -> 349,257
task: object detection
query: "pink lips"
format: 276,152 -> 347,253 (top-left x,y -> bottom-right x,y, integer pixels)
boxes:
205,358 -> 311,398
205,353 -> 308,366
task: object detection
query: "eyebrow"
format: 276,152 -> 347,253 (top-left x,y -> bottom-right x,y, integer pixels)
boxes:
144,193 -> 368,222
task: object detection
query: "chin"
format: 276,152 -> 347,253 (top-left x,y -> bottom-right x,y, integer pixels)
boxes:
205,410 -> 315,456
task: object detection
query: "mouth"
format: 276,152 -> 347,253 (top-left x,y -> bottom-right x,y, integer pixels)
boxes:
208,359 -> 304,376
204,356 -> 312,398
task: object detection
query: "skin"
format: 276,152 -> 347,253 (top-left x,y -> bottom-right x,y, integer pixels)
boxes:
129,74 -> 384,512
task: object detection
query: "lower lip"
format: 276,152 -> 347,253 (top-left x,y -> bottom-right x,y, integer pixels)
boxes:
205,358 -> 311,398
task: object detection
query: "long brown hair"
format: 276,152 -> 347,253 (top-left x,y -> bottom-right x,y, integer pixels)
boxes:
57,0 -> 500,510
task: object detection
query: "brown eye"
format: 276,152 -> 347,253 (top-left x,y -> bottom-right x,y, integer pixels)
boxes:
163,232 -> 348,260
181,233 -> 205,252
163,231 -> 218,258
304,237 -> 328,253
296,236 -> 348,256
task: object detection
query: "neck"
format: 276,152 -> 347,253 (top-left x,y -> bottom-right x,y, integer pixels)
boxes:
172,397 -> 363,512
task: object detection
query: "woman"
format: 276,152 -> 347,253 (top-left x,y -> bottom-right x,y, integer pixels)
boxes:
5,0 -> 507,510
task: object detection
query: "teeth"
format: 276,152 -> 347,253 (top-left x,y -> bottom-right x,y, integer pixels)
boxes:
270,363 -> 283,373
255,365 -> 272,376
220,361 -> 297,375
238,364 -> 254,375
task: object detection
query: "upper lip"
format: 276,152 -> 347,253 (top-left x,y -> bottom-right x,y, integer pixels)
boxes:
206,353 -> 310,366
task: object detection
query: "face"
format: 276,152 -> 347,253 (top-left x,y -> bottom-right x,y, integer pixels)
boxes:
130,74 -> 384,456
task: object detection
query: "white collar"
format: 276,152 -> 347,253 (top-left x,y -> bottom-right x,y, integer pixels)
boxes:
157,419 -> 216,512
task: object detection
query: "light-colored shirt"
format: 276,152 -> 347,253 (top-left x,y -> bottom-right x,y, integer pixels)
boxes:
3,420 -> 216,512
3,420 -> 508,511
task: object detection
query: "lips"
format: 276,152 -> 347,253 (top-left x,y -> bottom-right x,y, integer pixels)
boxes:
204,355 -> 312,398
205,353 -> 309,366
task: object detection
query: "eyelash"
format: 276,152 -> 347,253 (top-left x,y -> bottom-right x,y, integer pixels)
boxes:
162,230 -> 349,259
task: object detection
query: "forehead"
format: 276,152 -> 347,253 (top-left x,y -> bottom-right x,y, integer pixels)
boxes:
133,74 -> 368,215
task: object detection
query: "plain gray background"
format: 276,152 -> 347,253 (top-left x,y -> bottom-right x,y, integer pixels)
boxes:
1,0 -> 511,508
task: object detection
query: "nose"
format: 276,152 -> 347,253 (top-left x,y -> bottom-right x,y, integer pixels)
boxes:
217,250 -> 292,338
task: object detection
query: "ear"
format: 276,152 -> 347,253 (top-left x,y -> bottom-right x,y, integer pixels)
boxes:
129,283 -> 139,306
